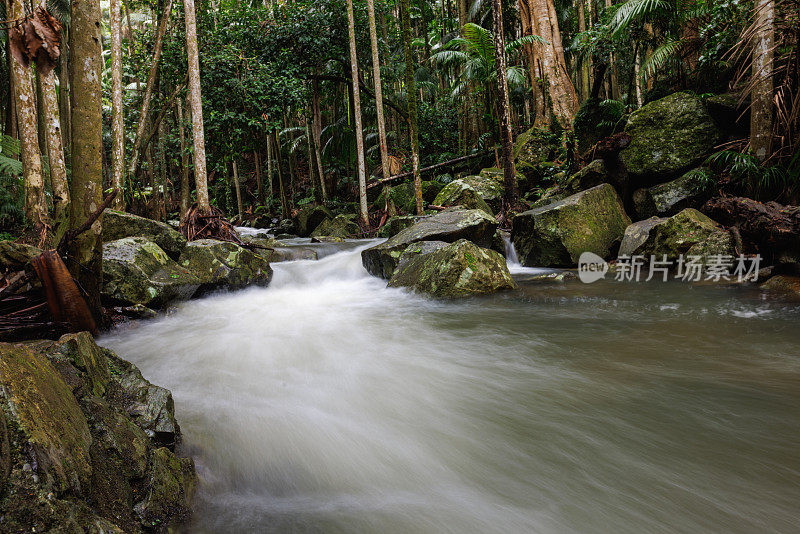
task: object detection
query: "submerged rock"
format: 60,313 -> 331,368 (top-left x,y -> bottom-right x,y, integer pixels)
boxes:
388,239 -> 517,297
178,239 -> 273,292
0,333 -> 196,533
632,170 -> 713,219
620,92 -> 722,182
512,184 -> 631,267
362,208 -> 498,279
103,210 -> 187,258
618,208 -> 734,262
102,237 -> 200,307
311,214 -> 360,239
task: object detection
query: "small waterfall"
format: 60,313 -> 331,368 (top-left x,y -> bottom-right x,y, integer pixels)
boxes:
502,234 -> 519,266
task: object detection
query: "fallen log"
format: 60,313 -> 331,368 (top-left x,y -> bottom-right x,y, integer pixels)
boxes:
366,152 -> 491,189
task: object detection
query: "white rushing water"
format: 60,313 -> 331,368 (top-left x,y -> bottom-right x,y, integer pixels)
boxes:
101,243 -> 800,534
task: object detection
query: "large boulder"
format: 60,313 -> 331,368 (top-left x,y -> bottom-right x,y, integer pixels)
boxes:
563,159 -> 609,194
373,180 -> 443,214
620,92 -> 722,183
512,184 -> 631,267
178,239 -> 272,292
513,127 -> 559,180
432,180 -> 493,215
293,204 -> 333,237
632,170 -> 713,219
388,239 -> 517,297
102,237 -> 200,307
618,208 -> 735,261
362,208 -> 498,279
103,210 -> 187,258
0,334 -> 196,532
310,214 -> 360,239
377,215 -> 424,238
760,275 -> 800,298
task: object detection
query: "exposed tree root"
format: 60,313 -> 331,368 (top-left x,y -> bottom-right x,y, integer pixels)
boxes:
180,203 -> 244,245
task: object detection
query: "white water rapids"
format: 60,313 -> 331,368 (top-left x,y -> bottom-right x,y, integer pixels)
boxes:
101,241 -> 800,533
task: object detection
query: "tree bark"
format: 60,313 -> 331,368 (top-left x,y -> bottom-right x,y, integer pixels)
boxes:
492,0 -> 520,208
367,0 -> 391,184
750,0 -> 774,162
577,0 -> 589,101
184,0 -> 210,212
400,0 -> 423,214
274,131 -> 289,219
40,70 -> 70,227
69,0 -> 104,319
255,148 -> 264,205
346,0 -> 370,227
177,97 -> 190,219
305,121 -> 321,202
110,0 -> 125,209
311,78 -> 328,200
232,160 -> 243,217
266,132 -> 274,200
58,35 -> 71,153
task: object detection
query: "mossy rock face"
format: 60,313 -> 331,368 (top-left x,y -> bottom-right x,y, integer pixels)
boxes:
362,208 -> 498,279
704,93 -> 749,135
294,205 -> 333,237
563,159 -> 609,194
178,239 -> 273,292
620,92 -> 722,182
103,210 -> 187,258
267,246 -> 319,262
618,208 -> 734,261
512,184 -> 631,267
513,127 -> 559,177
0,335 -> 196,533
310,214 -> 360,239
388,239 -> 517,297
432,180 -> 494,215
374,181 -> 443,213
0,240 -> 42,270
632,170 -> 713,219
102,237 -> 201,307
377,215 -> 424,238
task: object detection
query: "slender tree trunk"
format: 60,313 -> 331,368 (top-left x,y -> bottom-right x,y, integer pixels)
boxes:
110,0 -> 125,209
346,0 -> 369,227
311,78 -> 328,200
305,121 -> 322,202
128,0 -> 173,181
492,0 -> 519,208
577,0 -> 589,101
9,0 -> 49,237
401,0 -> 423,214
69,0 -> 104,319
266,132 -> 274,200
634,47 -> 644,107
157,119 -> 168,221
177,97 -> 190,219
184,0 -> 210,212
750,0 -> 774,162
255,148 -> 264,205
40,70 -> 70,226
4,14 -> 18,140
58,36 -> 71,152
274,131 -> 289,218
367,0 -> 391,184
233,160 -> 243,217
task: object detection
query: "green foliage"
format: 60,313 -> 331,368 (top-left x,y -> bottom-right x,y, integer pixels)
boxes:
0,136 -> 24,229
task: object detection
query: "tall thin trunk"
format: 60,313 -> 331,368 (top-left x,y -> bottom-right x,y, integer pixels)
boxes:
177,97 -> 190,219
367,0 -> 391,184
157,119 -> 168,221
311,78 -> 327,200
577,0 -> 589,101
305,121 -> 321,202
110,0 -> 125,209
266,132 -> 274,200
128,0 -> 173,181
634,47 -> 644,107
492,0 -> 519,208
58,35 -> 70,152
606,0 -> 619,100
346,0 -> 369,227
9,0 -> 49,237
401,0 -> 423,214
750,0 -> 774,162
4,14 -> 18,140
69,0 -> 104,318
233,160 -> 243,217
40,70 -> 70,226
255,148 -> 264,205
274,130 -> 289,219
184,0 -> 210,212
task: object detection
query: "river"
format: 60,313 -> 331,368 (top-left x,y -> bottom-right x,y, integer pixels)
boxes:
100,240 -> 800,533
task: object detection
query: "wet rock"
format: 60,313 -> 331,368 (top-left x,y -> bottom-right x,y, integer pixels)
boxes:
178,239 -> 273,292
134,447 -> 197,530
377,215 -> 425,238
117,304 -> 158,319
620,92 -> 722,183
374,181 -> 443,213
362,208 -> 498,279
311,214 -> 360,239
513,127 -> 559,180
512,184 -> 631,267
618,208 -> 734,262
268,247 -> 318,262
388,239 -> 517,297
395,240 -> 449,270
294,205 -> 332,237
632,170 -> 713,219
563,159 -> 609,194
102,237 -> 200,307
432,179 -> 494,215
0,240 -> 42,270
103,210 -> 187,258
760,275 -> 800,298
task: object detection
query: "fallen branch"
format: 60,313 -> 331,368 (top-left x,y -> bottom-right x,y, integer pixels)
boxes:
366,152 -> 490,189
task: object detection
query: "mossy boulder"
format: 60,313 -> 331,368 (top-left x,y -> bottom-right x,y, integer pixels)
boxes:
620,92 -> 722,182
294,205 -> 333,237
563,159 -> 609,194
267,246 -> 319,263
103,210 -> 187,258
0,335 -> 196,533
388,239 -> 517,297
377,215 -> 424,238
432,180 -> 494,215
0,240 -> 42,270
632,170 -> 713,219
362,208 -> 498,279
574,97 -> 622,155
374,181 -> 443,213
760,275 -> 800,298
102,237 -> 200,307
512,184 -> 631,267
618,208 -> 734,262
513,127 -> 559,178
704,93 -> 749,135
178,239 -> 273,292
310,214 -> 360,239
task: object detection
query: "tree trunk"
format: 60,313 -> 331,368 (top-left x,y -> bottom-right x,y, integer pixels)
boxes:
400,0 -> 423,214
492,0 -> 519,208
750,0 -> 774,162
233,160 -> 243,217
40,70 -> 70,227
157,119 -> 168,221
311,78 -> 327,200
577,0 -> 589,101
110,0 -> 125,209
367,0 -> 391,184
305,121 -> 321,202
184,0 -> 210,212
255,148 -> 264,205
177,97 -> 190,219
274,131 -> 289,219
69,0 -> 104,319
128,0 -> 173,181
346,0 -> 370,227
9,0 -> 49,237
58,36 -> 71,153
266,132 -> 274,200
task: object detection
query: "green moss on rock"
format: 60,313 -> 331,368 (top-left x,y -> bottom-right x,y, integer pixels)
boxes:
632,170 -> 713,219
311,214 -> 360,239
103,210 -> 187,258
178,239 -> 273,292
432,180 -> 494,215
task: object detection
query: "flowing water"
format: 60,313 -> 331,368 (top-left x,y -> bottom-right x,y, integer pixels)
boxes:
101,241 -> 800,533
